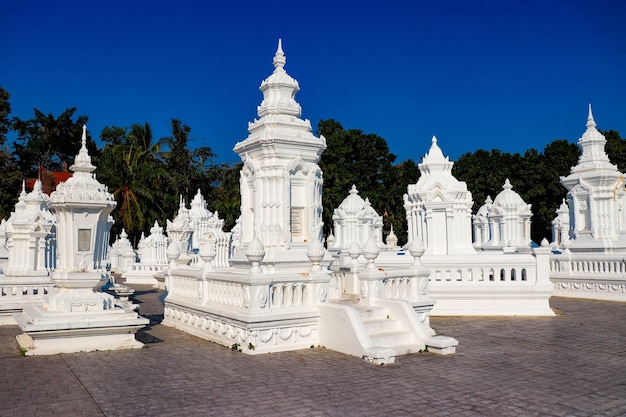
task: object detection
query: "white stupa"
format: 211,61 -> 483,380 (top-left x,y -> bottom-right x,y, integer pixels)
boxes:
404,136 -> 475,255
14,126 -> 148,355
163,40 -> 332,354
559,105 -> 626,252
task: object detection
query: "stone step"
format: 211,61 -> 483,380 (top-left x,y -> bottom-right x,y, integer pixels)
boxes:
369,330 -> 414,347
357,306 -> 389,321
390,343 -> 426,356
363,318 -> 401,334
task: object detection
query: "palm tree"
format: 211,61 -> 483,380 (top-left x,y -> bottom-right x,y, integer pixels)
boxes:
99,123 -> 169,243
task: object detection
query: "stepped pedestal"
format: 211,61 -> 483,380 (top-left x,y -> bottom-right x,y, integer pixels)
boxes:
14,272 -> 148,356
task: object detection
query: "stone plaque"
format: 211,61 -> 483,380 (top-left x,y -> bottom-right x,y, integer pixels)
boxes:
78,229 -> 91,252
291,208 -> 303,237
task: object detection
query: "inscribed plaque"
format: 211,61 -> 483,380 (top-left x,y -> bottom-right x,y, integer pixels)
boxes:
78,229 -> 91,251
291,208 -> 303,237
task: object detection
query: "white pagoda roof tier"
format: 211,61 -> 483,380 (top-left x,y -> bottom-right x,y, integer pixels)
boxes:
233,39 -> 326,162
568,105 -> 617,176
408,136 -> 471,198
50,126 -> 115,205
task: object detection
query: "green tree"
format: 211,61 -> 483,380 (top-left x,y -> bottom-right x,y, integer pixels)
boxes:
317,119 -> 396,238
379,158 -> 420,244
160,119 -> 215,205
207,162 -> 242,231
11,108 -> 91,177
0,87 -> 11,145
97,123 -> 169,243
0,87 -> 21,219
604,130 -> 626,172
453,149 -> 524,214
532,139 -> 580,241
453,141 -> 580,243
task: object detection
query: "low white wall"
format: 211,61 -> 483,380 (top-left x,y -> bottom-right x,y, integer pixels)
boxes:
550,252 -> 626,301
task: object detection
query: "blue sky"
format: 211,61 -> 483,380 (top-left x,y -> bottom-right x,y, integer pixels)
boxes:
3,0 -> 626,164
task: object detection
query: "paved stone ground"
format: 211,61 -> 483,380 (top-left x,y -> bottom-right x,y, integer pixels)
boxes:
1,284 -> 625,417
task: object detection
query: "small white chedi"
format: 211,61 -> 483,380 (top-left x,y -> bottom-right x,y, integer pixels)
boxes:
14,126 -> 148,355
0,180 -> 55,324
558,105 -> 626,252
549,106 -> 626,301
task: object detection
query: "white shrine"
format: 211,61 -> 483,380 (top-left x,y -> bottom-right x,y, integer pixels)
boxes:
0,180 -> 56,324
122,221 -> 169,285
162,41 -> 457,362
108,229 -> 136,274
474,179 -> 533,252
167,197 -> 194,258
404,137 -> 475,255
399,137 -> 554,316
189,189 -> 213,251
329,185 -> 385,251
559,105 -> 626,252
550,106 -> 626,301
14,126 -> 148,355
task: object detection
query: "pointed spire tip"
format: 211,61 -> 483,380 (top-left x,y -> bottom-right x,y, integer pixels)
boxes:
586,103 -> 596,128
273,38 -> 286,69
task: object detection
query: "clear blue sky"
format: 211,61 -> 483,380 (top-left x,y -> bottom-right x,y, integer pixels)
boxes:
3,0 -> 626,164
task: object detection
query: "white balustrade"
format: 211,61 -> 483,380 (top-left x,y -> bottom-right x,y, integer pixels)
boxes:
549,253 -> 626,301
168,272 -> 316,310
0,284 -> 51,299
270,282 -> 308,308
204,280 -> 244,307
168,274 -> 202,300
382,276 -> 416,299
129,264 -> 168,273
427,265 -> 532,283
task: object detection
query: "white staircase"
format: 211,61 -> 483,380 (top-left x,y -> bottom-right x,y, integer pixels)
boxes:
318,297 -> 457,364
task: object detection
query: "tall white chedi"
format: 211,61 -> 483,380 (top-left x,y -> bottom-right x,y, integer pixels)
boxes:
162,41 -> 332,355
15,126 -> 148,355
560,105 -> 626,252
233,39 -> 326,260
404,136 -> 475,255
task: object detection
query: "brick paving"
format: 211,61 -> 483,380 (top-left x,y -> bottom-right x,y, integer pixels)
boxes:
1,284 -> 625,417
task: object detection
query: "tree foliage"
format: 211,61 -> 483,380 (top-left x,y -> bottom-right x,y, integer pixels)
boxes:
0,87 -> 21,218
160,119 -> 216,206
604,130 -> 626,172
11,108 -> 91,177
317,120 -> 394,236
453,140 -> 580,242
0,87 -> 11,145
206,163 -> 242,231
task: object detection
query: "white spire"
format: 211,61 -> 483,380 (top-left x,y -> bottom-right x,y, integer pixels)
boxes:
587,103 -> 596,129
19,180 -> 27,199
273,38 -> 286,70
70,125 -> 96,174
